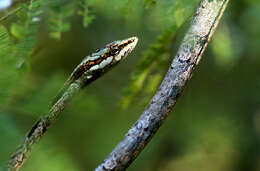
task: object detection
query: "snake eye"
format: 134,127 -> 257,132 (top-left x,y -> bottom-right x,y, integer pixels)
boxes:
111,47 -> 119,54
94,48 -> 101,53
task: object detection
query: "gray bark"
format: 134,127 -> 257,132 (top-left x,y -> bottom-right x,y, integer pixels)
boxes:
95,0 -> 230,170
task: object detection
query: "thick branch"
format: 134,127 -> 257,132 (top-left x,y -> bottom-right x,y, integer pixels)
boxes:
95,0 -> 229,170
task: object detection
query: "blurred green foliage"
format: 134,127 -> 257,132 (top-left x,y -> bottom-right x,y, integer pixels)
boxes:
47,0 -> 75,39
120,0 -> 200,109
0,0 -> 260,171
78,0 -> 95,28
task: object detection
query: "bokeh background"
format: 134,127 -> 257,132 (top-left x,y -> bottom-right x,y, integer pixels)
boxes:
0,0 -> 260,170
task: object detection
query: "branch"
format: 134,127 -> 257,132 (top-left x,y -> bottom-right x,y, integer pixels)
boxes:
0,6 -> 21,22
0,0 -> 29,22
95,0 -> 229,170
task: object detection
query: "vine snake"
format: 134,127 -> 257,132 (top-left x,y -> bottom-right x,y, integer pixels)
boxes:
9,36 -> 138,170
53,36 -> 138,104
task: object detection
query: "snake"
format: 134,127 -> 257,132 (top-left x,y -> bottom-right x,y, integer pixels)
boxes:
9,36 -> 138,170
52,36 -> 138,104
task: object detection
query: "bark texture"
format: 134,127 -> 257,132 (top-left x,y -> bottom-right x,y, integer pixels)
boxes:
95,0 -> 229,170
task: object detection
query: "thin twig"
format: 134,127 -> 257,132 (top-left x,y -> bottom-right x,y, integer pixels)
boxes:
0,0 -> 32,22
0,7 -> 21,22
95,0 -> 229,170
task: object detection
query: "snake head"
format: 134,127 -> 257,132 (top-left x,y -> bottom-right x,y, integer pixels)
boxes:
84,36 -> 138,72
106,36 -> 138,62
91,37 -> 138,65
53,37 -> 138,104
69,36 -> 138,85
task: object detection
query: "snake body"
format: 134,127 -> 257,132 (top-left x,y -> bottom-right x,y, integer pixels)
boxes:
9,37 -> 138,170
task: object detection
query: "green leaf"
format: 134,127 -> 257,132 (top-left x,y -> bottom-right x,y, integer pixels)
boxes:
0,2 -> 38,104
49,31 -> 61,39
0,26 -> 12,56
143,0 -> 156,9
119,0 -> 200,109
61,22 -> 71,32
47,0 -> 75,40
78,0 -> 95,28
119,30 -> 174,110
10,23 -> 26,40
0,26 -> 24,106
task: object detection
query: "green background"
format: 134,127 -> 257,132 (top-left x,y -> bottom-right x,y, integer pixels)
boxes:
0,0 -> 260,170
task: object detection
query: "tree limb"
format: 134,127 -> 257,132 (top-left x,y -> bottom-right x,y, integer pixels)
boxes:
95,0 -> 229,170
